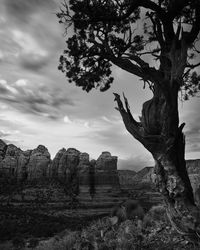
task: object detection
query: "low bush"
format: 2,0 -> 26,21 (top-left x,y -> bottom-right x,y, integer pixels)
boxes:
6,204 -> 200,250
143,204 -> 167,228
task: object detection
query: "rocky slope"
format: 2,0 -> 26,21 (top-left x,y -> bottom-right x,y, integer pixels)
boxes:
118,159 -> 200,204
118,170 -> 136,186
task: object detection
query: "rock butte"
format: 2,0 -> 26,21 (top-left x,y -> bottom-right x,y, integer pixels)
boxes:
0,140 -> 122,211
0,139 -> 200,210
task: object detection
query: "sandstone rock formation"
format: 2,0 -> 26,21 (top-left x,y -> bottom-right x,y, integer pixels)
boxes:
186,159 -> 200,203
118,160 -> 200,205
77,152 -> 120,202
0,141 -> 51,180
78,153 -> 90,185
0,139 -> 120,196
0,139 -> 7,161
95,152 -> 119,186
50,148 -> 80,179
96,151 -> 117,170
1,137 -> 200,210
0,143 -> 24,177
27,145 -> 51,180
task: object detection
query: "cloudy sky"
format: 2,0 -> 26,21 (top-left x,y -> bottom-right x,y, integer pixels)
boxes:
0,0 -> 199,171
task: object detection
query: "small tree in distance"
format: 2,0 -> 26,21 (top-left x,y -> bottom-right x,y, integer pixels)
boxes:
57,0 -> 200,241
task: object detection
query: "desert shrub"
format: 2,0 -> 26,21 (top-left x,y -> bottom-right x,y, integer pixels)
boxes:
116,220 -> 143,250
35,231 -> 78,250
12,236 -> 25,250
16,212 -> 200,250
143,204 -> 167,228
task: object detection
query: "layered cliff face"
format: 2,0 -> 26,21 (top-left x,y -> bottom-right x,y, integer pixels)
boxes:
1,138 -> 200,207
27,145 -> 51,180
118,160 -> 200,204
0,140 -> 120,203
0,140 -> 51,180
119,167 -> 155,186
95,152 -> 119,186
51,148 -> 80,179
119,160 -> 200,188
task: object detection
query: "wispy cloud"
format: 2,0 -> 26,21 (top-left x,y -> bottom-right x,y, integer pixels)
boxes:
0,79 -> 74,119
3,0 -> 57,25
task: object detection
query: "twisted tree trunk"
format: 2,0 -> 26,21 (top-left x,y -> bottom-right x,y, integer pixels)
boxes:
114,83 -> 200,241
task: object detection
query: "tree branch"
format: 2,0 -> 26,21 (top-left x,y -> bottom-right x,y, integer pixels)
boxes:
111,54 -> 162,86
167,0 -> 190,20
186,3 -> 200,44
110,57 -> 144,78
186,62 -> 200,69
113,93 -> 144,143
146,12 -> 164,46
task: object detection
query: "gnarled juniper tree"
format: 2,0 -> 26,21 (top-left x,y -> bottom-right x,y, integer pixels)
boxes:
57,0 -> 200,241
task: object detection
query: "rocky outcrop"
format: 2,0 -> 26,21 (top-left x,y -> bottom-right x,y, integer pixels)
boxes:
50,148 -> 67,177
132,167 -> 155,183
0,141 -> 51,180
50,148 -> 80,179
96,151 -> 117,171
1,138 -> 200,210
118,170 -> 136,186
16,150 -> 31,179
0,143 -> 24,177
78,152 -> 120,203
119,160 -> 200,188
27,145 -> 51,180
186,159 -> 200,174
78,153 -> 90,185
0,139 -> 7,161
95,152 -> 119,186
118,167 -> 156,186
186,159 -> 200,202
0,140 -> 120,195
118,160 -> 200,205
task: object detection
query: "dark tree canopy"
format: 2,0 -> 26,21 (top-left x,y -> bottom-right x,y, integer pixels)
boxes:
57,0 -> 200,99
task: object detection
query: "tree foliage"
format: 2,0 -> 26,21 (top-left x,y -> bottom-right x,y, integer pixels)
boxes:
57,0 -> 200,99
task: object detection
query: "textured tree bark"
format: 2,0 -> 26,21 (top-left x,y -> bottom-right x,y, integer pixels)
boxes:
114,85 -> 200,242
153,136 -> 200,241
